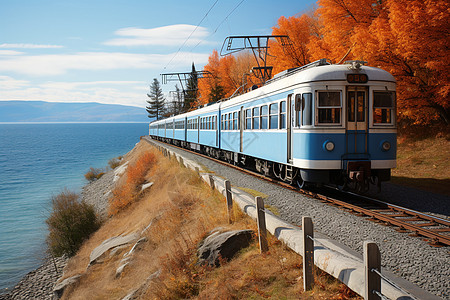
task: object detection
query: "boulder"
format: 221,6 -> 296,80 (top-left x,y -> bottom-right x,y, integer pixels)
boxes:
53,275 -> 81,299
197,229 -> 254,267
89,233 -> 139,265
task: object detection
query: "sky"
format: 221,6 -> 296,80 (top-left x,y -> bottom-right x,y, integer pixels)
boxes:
0,0 -> 316,108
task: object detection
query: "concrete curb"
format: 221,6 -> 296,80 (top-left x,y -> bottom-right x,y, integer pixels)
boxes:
145,137 -> 441,300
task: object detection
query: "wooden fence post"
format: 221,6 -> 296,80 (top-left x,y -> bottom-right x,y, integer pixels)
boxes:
302,216 -> 314,291
209,174 -> 215,190
224,180 -> 233,224
256,196 -> 269,253
364,241 -> 381,300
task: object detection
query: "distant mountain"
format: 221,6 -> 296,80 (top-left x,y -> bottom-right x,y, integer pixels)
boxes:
0,100 -> 152,123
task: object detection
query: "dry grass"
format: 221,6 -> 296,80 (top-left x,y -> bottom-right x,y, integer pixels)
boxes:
393,136 -> 450,196
60,141 -> 361,300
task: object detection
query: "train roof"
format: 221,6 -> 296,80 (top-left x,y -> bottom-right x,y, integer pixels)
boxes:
150,61 -> 395,124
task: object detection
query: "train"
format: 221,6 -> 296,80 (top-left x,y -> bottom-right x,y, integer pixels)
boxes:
149,59 -> 397,192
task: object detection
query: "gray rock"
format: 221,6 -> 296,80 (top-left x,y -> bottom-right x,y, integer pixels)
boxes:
197,229 -> 254,266
53,275 -> 81,299
89,233 -> 139,266
140,182 -> 154,192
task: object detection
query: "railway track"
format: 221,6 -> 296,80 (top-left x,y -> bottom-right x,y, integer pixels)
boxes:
145,137 -> 450,247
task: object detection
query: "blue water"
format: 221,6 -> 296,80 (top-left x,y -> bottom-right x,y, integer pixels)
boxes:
0,123 -> 149,290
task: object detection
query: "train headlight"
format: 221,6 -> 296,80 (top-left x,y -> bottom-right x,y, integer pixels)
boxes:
323,140 -> 335,152
381,141 -> 391,151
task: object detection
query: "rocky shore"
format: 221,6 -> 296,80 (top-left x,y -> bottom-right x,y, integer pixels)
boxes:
0,167 -> 114,300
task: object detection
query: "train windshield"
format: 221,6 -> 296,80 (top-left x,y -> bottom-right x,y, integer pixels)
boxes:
373,91 -> 395,125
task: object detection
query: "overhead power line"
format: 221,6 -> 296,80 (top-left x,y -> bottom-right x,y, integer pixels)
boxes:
163,0 -> 220,71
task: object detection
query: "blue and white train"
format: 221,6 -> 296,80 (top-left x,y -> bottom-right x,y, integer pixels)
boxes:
149,59 -> 396,191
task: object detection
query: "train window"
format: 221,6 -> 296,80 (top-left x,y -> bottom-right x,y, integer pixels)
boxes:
302,93 -> 312,125
280,101 -> 286,129
245,109 -> 252,129
373,91 -> 395,124
209,116 -> 212,129
233,112 -> 237,130
238,111 -> 241,130
228,113 -> 232,130
317,92 -> 341,124
269,103 -> 278,129
221,115 -> 224,130
261,105 -> 268,129
252,107 -> 260,129
295,94 -> 301,127
348,91 -> 365,122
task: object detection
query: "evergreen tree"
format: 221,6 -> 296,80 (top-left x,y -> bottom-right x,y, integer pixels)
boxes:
184,62 -> 198,111
209,81 -> 226,103
146,78 -> 165,120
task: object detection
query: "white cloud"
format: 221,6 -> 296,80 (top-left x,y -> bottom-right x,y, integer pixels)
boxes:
0,50 -> 24,55
0,76 -> 30,90
104,24 -> 210,47
0,43 -> 64,49
0,51 -> 209,76
0,77 -> 149,107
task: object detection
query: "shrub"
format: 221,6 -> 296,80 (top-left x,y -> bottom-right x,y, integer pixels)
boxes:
46,190 -> 101,257
109,152 -> 157,215
84,167 -> 105,182
108,156 -> 122,169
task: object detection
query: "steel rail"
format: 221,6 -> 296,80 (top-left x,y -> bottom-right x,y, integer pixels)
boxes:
144,137 -> 450,247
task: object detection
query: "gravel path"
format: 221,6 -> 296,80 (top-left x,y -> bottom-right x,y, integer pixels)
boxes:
146,138 -> 450,299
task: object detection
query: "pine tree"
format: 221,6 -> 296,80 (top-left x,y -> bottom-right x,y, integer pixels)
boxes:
146,78 -> 165,120
184,63 -> 198,111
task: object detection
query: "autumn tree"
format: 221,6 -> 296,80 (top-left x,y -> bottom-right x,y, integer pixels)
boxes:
197,50 -> 226,105
146,78 -> 165,120
269,14 -> 317,74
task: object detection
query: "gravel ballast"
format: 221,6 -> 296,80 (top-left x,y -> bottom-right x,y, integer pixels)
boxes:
146,138 -> 449,299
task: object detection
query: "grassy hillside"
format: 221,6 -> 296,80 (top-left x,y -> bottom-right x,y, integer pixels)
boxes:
393,135 -> 450,196
59,141 -> 360,299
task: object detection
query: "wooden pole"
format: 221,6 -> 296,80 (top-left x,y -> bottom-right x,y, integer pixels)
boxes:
364,241 -> 381,300
256,196 -> 269,253
302,216 -> 314,291
225,180 -> 233,224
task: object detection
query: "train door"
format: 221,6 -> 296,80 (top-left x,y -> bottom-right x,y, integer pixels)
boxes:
215,115 -> 218,147
346,87 -> 368,155
240,106 -> 244,152
184,117 -> 187,142
197,116 -> 200,143
287,94 -> 293,163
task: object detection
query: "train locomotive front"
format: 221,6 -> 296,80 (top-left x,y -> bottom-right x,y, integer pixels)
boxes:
270,60 -> 397,191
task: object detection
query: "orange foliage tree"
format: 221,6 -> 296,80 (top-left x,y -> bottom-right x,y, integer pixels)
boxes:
268,0 -> 449,126
269,14 -> 317,74
197,50 -> 260,106
196,0 -> 449,125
